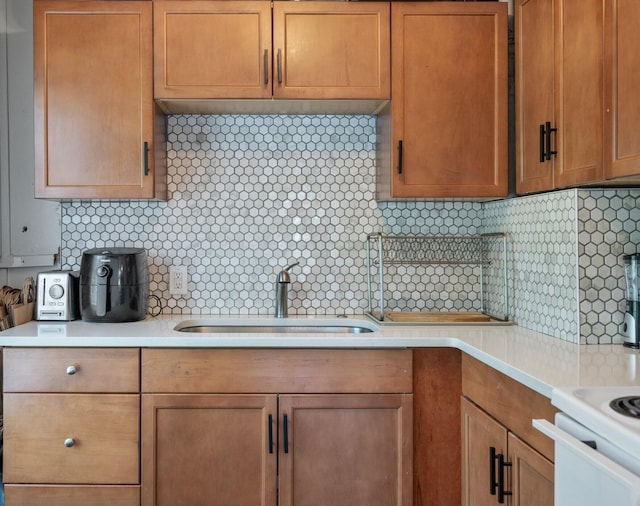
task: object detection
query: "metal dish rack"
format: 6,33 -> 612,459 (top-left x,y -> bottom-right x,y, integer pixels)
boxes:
366,233 -> 509,322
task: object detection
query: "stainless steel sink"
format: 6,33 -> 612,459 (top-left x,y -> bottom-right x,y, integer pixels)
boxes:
174,318 -> 378,334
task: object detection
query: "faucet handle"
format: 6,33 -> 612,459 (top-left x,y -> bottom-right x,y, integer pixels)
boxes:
277,262 -> 299,283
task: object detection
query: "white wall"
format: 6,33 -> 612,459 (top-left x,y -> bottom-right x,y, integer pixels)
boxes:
0,0 -> 60,283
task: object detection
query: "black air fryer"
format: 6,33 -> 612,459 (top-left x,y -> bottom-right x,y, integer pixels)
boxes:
80,248 -> 149,322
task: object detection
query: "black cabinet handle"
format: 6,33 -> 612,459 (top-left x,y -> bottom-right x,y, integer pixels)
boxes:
283,414 -> 289,454
277,49 -> 283,85
397,140 -> 403,174
545,121 -> 557,160
263,49 -> 269,85
497,453 -> 512,504
268,414 -> 273,454
489,446 -> 499,496
539,122 -> 558,162
143,141 -> 149,176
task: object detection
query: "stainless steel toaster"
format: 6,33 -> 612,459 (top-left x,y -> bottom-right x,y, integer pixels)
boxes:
36,270 -> 80,321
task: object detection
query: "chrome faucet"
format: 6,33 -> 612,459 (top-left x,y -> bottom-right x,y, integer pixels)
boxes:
275,262 -> 299,318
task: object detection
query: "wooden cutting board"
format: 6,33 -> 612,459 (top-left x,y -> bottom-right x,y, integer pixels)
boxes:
386,311 -> 492,323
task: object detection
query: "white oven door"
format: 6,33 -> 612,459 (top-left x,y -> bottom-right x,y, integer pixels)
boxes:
534,415 -> 640,506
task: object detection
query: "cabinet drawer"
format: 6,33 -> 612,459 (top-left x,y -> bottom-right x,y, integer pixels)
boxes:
3,348 -> 140,392
4,485 -> 139,506
142,348 -> 413,393
3,394 -> 140,484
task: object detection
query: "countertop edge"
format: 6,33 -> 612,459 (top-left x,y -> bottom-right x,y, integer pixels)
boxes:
0,316 -> 636,399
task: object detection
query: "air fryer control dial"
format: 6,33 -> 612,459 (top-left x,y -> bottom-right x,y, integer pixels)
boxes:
96,265 -> 111,278
48,284 -> 65,299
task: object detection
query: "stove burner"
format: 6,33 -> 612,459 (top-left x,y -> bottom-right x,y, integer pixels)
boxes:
609,396 -> 640,418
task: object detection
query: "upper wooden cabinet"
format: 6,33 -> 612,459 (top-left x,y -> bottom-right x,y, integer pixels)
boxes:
377,2 -> 508,200
604,0 -> 640,180
516,0 -> 604,194
272,2 -> 389,100
154,1 -> 272,100
516,0 -> 640,194
154,1 -> 390,104
33,0 -> 166,200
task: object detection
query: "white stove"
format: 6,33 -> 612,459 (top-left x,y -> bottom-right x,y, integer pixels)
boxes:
534,386 -> 640,506
552,386 -> 640,457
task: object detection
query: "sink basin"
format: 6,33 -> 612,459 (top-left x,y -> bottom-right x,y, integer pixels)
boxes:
174,318 -> 378,334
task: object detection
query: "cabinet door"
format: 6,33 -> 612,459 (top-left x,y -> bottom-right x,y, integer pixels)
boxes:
390,2 -> 507,198
273,2 -> 390,100
554,0 -> 604,188
154,1 -> 272,99
33,1 -> 164,199
278,394 -> 412,506
461,397 -> 508,506
604,0 -> 640,179
517,0 -> 604,193
508,433 -> 554,506
516,0 -> 555,193
141,394 -> 277,506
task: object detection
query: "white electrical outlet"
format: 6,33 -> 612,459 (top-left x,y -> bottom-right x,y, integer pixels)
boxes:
169,265 -> 188,295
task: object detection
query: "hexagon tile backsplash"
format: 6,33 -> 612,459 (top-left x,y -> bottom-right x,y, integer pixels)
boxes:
61,114 -> 640,345
62,115 -> 484,317
577,190 -> 640,344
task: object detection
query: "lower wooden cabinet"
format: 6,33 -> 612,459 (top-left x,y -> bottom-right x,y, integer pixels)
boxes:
461,398 -> 554,506
413,348 -> 462,506
461,396 -> 508,506
461,354 -> 556,506
507,432 -> 554,506
142,394 -> 277,506
142,392 -> 412,506
2,347 -> 412,506
141,348 -> 413,506
2,348 -> 142,506
2,346 -> 557,506
279,394 -> 411,506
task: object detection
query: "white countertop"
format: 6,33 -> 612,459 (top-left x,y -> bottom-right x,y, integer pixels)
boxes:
2,314 -> 640,399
